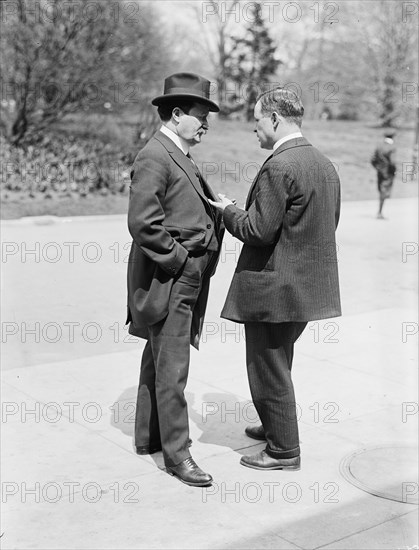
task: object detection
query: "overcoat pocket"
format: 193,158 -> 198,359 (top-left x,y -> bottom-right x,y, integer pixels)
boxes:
132,265 -> 175,325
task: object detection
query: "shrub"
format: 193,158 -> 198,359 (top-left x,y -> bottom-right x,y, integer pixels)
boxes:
0,130 -> 141,198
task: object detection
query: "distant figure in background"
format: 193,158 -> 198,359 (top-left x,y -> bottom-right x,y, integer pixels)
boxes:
371,130 -> 397,219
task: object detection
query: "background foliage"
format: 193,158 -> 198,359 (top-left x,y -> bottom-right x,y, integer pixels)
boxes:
0,0 -> 417,217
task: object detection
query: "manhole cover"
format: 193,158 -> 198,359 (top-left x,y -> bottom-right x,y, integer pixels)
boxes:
340,445 -> 418,504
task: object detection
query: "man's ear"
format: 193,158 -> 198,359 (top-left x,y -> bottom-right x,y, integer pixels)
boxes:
172,108 -> 182,123
271,111 -> 281,129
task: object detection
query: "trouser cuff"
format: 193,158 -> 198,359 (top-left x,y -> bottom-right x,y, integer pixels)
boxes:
265,445 -> 300,459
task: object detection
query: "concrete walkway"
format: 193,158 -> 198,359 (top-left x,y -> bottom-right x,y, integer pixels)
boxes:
1,198 -> 418,549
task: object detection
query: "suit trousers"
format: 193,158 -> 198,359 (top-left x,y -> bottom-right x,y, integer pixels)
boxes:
134,251 -> 215,467
244,321 -> 307,459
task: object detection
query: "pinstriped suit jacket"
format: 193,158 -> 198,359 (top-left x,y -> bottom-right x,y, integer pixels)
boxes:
221,137 -> 341,323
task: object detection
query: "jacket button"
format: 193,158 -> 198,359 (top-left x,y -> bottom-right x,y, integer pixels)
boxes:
207,224 -> 212,229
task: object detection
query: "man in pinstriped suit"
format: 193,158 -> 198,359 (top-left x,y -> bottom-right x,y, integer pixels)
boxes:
209,87 -> 341,470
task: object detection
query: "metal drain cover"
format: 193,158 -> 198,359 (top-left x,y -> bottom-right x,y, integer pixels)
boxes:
340,445 -> 418,504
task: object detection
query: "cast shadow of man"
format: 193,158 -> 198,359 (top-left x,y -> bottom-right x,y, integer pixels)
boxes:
186,390 -> 261,456
109,386 -> 136,436
110,387 -> 262,470
109,385 -> 166,470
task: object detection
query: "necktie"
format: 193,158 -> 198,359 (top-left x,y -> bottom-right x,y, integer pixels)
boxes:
187,154 -> 218,243
187,153 -> 206,193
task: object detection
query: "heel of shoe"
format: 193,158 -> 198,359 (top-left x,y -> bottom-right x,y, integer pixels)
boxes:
283,459 -> 301,471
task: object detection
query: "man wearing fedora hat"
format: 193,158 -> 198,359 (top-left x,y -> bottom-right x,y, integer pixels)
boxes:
126,73 -> 224,487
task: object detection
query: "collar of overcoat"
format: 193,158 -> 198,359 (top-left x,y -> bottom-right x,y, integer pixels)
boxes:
273,135 -> 310,156
154,130 -> 216,202
245,136 -> 311,209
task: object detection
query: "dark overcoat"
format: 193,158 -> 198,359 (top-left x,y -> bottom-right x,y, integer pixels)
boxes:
371,141 -> 396,180
221,137 -> 341,323
126,131 -> 224,348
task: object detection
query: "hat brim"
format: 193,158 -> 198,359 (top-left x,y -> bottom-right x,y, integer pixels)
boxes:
151,93 -> 219,113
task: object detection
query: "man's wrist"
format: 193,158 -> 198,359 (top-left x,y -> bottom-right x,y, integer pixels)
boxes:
223,203 -> 236,216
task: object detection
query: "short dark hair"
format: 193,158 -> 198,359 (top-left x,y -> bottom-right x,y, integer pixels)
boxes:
157,99 -> 196,122
256,87 -> 304,127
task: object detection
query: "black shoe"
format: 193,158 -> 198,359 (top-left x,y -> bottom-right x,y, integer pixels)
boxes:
167,457 -> 212,487
135,438 -> 192,455
240,450 -> 300,470
245,425 -> 266,441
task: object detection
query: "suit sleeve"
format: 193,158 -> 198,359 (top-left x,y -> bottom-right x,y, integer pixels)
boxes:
128,149 -> 188,276
222,161 -> 290,246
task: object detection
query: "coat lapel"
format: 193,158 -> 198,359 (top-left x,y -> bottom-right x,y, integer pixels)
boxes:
198,169 -> 218,201
245,154 -> 273,209
154,131 -> 207,201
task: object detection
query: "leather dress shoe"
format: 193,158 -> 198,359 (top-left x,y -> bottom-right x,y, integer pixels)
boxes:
135,438 -> 192,455
240,450 -> 301,471
167,456 -> 213,487
245,425 -> 266,441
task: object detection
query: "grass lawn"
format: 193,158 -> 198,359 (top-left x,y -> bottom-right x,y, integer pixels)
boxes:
194,118 -> 418,205
1,118 -> 417,220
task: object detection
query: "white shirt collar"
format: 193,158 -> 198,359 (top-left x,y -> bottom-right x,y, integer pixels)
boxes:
384,138 -> 394,144
273,131 -> 303,151
160,125 -> 189,155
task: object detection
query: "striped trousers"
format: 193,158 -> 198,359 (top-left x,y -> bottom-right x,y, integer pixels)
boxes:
244,321 -> 307,459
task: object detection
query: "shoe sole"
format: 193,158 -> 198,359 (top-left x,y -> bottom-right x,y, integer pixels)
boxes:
167,470 -> 213,487
240,459 -> 300,471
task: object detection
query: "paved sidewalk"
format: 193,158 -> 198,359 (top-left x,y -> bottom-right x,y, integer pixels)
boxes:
1,198 -> 418,549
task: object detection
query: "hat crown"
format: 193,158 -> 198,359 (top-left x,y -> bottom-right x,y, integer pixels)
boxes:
163,73 -> 210,97
151,72 -> 219,112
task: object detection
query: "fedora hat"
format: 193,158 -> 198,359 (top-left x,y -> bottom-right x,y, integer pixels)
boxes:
151,72 -> 219,112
